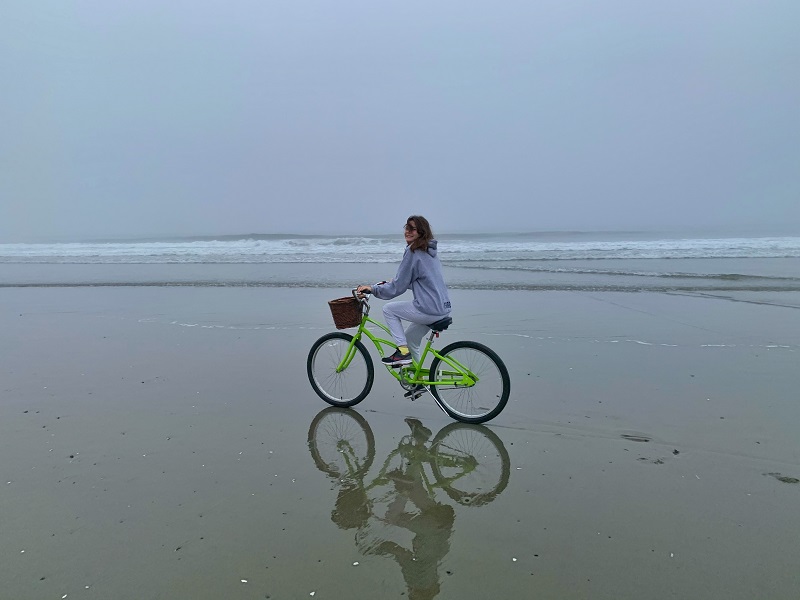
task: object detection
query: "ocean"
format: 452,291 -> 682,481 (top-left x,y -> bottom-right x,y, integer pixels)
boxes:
2,231 -> 799,294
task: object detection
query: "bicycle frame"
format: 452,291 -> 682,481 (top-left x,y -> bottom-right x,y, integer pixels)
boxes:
339,432 -> 479,498
335,295 -> 477,392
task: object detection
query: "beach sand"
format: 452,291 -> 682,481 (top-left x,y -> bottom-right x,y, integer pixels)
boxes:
2,286 -> 799,599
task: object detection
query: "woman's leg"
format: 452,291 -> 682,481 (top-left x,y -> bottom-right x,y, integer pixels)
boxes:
383,302 -> 449,364
383,301 -> 414,348
405,322 -> 431,364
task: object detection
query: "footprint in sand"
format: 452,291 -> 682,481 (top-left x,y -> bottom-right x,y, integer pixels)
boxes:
637,457 -> 665,465
766,472 -> 800,484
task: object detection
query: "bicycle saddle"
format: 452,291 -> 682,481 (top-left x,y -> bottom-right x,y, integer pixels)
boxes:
429,316 -> 452,332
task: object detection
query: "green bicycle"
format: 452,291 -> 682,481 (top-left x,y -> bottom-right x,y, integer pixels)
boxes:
307,289 -> 511,424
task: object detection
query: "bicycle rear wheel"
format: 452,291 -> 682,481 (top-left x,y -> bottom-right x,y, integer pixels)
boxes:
431,423 -> 510,506
429,341 -> 510,424
307,332 -> 374,407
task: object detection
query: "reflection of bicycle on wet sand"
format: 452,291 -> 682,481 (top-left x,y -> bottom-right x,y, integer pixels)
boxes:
308,408 -> 510,600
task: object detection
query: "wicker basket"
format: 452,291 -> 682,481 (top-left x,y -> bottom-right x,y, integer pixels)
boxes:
328,296 -> 363,329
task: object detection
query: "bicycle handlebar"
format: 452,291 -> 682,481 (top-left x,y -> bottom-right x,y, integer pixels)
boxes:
352,287 -> 371,302
353,280 -> 388,301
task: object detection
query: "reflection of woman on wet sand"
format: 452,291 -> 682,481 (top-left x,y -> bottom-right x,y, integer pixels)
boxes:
309,409 -> 510,600
329,419 -> 454,600
368,420 -> 454,600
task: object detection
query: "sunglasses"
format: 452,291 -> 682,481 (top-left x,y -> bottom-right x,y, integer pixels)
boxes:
404,224 -> 417,232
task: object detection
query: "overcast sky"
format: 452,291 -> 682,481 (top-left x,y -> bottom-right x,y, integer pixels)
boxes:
1,1 -> 798,241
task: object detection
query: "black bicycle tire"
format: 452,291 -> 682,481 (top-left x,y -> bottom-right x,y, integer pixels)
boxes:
429,340 -> 510,424
307,407 -> 376,478
430,422 -> 511,507
307,332 -> 374,407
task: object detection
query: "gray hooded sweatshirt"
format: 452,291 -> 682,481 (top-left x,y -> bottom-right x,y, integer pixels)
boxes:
372,239 -> 452,317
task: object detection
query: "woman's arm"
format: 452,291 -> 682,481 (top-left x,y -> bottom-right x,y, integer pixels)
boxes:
371,248 -> 414,300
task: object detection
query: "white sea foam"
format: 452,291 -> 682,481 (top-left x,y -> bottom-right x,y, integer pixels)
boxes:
1,234 -> 799,264
3,233 -> 799,292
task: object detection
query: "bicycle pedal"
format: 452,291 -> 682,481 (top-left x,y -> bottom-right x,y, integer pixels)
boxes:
403,387 -> 426,400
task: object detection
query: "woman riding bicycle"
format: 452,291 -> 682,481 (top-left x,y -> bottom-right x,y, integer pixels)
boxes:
309,216 -> 507,420
357,215 -> 452,371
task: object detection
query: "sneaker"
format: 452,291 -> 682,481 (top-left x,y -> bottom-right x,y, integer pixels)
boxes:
382,349 -> 412,366
405,418 -> 432,443
403,384 -> 426,399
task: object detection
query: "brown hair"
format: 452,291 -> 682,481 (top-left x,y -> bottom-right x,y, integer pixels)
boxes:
407,215 -> 434,252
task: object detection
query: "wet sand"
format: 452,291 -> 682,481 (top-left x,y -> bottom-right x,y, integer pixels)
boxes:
2,286 -> 800,599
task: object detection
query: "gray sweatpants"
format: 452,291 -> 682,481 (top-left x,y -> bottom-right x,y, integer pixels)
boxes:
382,301 -> 450,364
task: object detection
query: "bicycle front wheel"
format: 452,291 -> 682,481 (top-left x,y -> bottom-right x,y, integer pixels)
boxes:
429,341 -> 510,423
308,407 -> 375,479
307,332 -> 374,407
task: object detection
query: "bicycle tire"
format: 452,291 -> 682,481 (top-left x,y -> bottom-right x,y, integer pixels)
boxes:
429,341 -> 510,424
308,407 -> 375,479
307,332 -> 374,407
431,422 -> 510,506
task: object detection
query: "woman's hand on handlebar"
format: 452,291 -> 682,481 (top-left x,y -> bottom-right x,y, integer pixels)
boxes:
355,285 -> 372,299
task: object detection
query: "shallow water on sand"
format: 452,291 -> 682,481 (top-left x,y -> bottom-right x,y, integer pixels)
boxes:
3,255 -> 800,295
